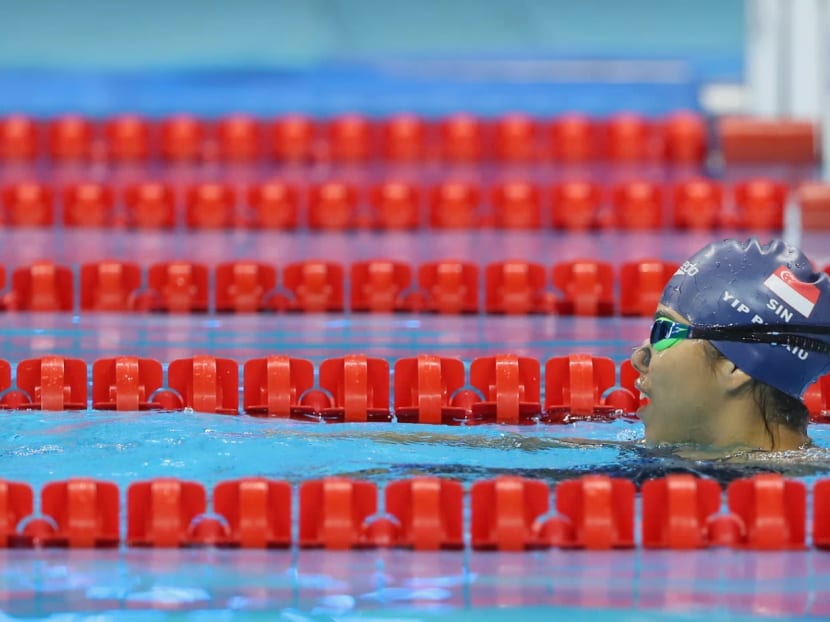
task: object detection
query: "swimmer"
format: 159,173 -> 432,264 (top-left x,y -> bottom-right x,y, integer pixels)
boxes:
631,238 -> 830,453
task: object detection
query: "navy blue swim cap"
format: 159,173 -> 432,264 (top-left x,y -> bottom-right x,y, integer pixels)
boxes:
660,238 -> 830,399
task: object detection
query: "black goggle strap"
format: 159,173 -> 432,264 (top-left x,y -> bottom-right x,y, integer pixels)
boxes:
687,323 -> 830,355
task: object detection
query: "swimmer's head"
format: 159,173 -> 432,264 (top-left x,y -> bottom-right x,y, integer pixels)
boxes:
631,238 -> 830,452
659,238 -> 830,399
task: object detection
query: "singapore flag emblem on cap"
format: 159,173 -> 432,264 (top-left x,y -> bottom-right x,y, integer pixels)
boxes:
763,266 -> 820,317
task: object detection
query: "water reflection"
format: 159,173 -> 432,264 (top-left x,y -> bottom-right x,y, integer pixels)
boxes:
0,549 -> 828,618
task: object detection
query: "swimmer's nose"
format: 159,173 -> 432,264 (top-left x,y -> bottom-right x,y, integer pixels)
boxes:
630,340 -> 651,373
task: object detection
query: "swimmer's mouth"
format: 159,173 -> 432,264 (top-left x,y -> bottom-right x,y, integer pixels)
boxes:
634,377 -> 649,400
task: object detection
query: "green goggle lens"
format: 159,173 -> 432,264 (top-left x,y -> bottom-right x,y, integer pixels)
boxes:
649,318 -> 690,351
652,337 -> 682,351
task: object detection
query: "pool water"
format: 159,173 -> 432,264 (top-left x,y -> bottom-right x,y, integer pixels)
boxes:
3,414 -> 830,620
5,413 -> 830,492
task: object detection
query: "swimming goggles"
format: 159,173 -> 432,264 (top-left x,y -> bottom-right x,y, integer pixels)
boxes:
650,317 -> 830,354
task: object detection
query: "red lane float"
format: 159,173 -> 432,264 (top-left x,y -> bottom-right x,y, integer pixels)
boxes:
4,261 -> 73,311
1,182 -> 54,227
215,261 -> 277,313
213,478 -> 292,548
642,474 -> 721,549
418,261 -> 480,314
350,260 -> 413,313
0,474 -> 825,550
0,177 -> 792,231
15,356 -> 87,410
393,355 -> 468,424
385,477 -> 464,550
80,261 -> 142,311
243,356 -> 316,418
92,357 -> 165,411
1,354 -> 828,423
469,355 -> 541,424
471,476 -> 551,551
1,112 -> 716,164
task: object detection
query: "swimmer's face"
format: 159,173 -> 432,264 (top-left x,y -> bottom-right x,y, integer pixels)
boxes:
630,305 -> 724,445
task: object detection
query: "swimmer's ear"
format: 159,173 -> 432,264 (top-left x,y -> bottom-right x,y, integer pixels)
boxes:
714,358 -> 753,394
